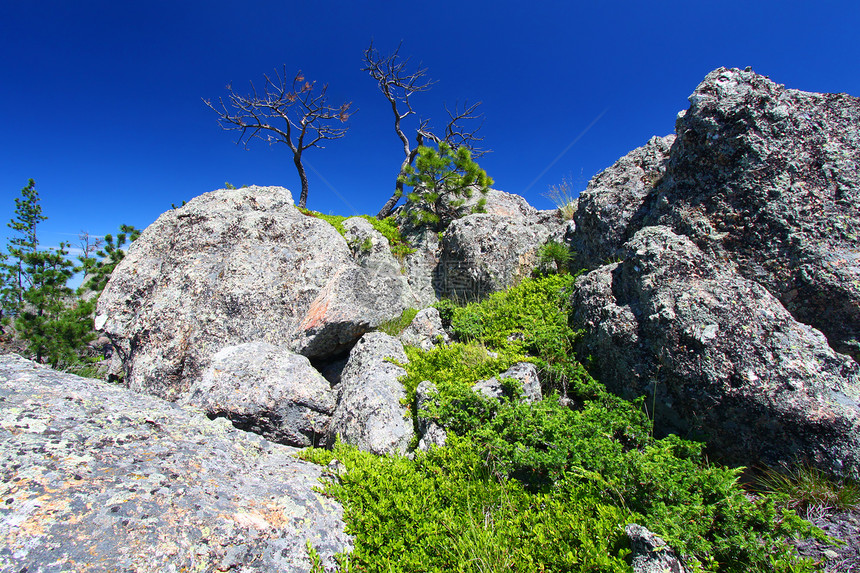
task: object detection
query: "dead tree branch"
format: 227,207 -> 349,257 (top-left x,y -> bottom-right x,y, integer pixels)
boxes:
363,42 -> 487,219
204,66 -> 354,208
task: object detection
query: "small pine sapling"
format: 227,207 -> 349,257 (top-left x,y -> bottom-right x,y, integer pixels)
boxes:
398,142 -> 492,230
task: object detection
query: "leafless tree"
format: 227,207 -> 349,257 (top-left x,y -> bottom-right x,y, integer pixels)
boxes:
363,42 -> 487,219
204,67 -> 354,209
76,231 -> 103,276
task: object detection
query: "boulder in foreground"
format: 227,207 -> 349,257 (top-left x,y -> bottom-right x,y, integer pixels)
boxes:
0,354 -> 351,572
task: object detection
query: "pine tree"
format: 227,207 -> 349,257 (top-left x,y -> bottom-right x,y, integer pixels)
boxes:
79,224 -> 141,295
398,142 -> 493,230
2,179 -> 47,314
15,242 -> 95,367
2,180 -> 99,367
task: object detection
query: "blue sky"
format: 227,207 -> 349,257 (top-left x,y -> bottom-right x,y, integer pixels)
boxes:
2,1 -> 859,258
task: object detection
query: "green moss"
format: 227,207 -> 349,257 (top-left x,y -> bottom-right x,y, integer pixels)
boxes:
297,207 -> 415,259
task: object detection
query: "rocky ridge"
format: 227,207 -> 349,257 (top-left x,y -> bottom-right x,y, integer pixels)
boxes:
6,67 -> 860,571
571,68 -> 860,479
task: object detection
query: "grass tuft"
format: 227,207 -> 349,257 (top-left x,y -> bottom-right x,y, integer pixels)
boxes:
755,462 -> 860,516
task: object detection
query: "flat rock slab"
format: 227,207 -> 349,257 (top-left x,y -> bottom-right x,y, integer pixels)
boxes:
0,354 -> 351,572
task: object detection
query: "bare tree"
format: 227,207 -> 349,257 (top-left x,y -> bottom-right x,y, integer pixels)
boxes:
363,42 -> 487,219
204,67 -> 354,209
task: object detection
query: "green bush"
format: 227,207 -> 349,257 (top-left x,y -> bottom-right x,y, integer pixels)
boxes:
398,142 -> 492,230
320,437 -> 632,573
307,274 -> 822,572
535,239 -> 573,276
297,208 -> 415,259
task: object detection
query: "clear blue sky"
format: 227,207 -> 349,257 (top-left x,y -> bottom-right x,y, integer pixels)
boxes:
2,0 -> 859,256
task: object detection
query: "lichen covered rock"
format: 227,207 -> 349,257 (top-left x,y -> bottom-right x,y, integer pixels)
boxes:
95,186 -> 406,401
572,227 -> 860,478
0,354 -> 351,572
326,332 -> 413,455
181,342 -> 335,447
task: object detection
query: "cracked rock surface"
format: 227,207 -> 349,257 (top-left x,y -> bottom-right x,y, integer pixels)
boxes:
0,354 -> 351,572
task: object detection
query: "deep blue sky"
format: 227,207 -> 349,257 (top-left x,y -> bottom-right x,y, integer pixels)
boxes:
2,1 -> 859,257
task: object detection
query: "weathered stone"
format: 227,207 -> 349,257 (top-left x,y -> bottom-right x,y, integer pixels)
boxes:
471,377 -> 505,400
572,226 -> 860,478
500,362 -> 542,403
440,212 -> 560,301
0,354 -> 351,572
575,69 -> 860,359
401,226 -> 443,308
399,189 -> 567,304
326,332 -> 413,455
626,523 -> 690,573
342,217 -> 417,308
399,307 -> 450,351
415,380 -> 447,452
572,135 -> 675,269
95,186 -> 406,401
472,362 -> 542,404
645,68 -> 860,359
181,342 -> 334,448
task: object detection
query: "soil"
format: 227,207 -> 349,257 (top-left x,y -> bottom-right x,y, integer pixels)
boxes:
794,506 -> 860,572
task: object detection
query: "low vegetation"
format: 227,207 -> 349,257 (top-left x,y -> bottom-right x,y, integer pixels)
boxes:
301,274 -> 830,572
756,462 -> 860,518
297,207 -> 415,259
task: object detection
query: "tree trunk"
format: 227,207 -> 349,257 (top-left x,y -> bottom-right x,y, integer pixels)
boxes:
294,153 -> 309,209
376,179 -> 403,219
377,149 -> 419,219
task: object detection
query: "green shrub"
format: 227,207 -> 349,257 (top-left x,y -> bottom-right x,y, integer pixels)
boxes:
449,274 -> 579,366
376,307 -> 419,337
311,275 -> 821,573
535,239 -> 573,276
297,208 -> 415,259
322,437 -> 631,573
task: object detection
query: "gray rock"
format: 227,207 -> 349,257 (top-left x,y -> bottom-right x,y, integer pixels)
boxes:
400,189 -> 568,304
626,523 -> 690,573
401,226 -> 443,308
574,69 -> 860,360
572,135 -> 675,269
439,212 -> 560,301
471,377 -> 505,400
471,362 -> 542,404
326,332 -> 413,455
572,226 -> 860,478
342,217 -> 416,308
647,68 -> 860,360
95,186 -> 407,401
500,362 -> 542,403
415,380 -> 447,451
0,354 -> 351,572
181,342 -> 334,448
399,307 -> 450,351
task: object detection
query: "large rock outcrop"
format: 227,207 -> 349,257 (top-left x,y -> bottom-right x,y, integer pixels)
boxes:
572,134 -> 675,269
402,189 -> 568,304
575,68 -> 860,359
95,186 -> 408,401
572,226 -> 860,477
569,68 -> 860,477
0,354 -> 351,572
647,68 -> 860,360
